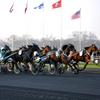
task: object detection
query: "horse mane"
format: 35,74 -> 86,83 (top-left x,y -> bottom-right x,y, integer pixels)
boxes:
62,45 -> 68,51
62,43 -> 75,51
45,45 -> 51,50
27,45 -> 33,48
32,43 -> 40,51
84,46 -> 89,50
91,44 -> 98,49
85,44 -> 97,50
52,46 -> 58,51
4,45 -> 11,51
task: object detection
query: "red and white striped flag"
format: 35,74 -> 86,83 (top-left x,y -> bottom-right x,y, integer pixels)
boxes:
52,0 -> 62,9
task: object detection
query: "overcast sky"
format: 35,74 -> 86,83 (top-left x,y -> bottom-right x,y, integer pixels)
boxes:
0,0 -> 100,40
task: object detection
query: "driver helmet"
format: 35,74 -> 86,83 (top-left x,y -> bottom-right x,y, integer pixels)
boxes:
34,51 -> 39,56
0,47 -> 5,51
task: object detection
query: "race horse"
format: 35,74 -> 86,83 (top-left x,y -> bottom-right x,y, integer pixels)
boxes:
0,43 -> 41,74
31,45 -> 61,75
33,45 -> 57,75
0,44 -> 18,73
40,44 -> 78,74
69,44 -> 98,71
12,43 -> 41,74
61,43 -> 76,56
59,43 -> 78,74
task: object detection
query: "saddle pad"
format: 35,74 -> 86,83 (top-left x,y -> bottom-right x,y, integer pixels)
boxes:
18,50 -> 22,55
0,53 -> 3,60
79,51 -> 83,56
35,57 -> 41,63
56,51 -> 60,58
40,56 -> 47,62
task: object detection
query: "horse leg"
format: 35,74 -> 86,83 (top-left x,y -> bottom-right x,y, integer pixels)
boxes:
79,54 -> 90,71
27,62 -> 39,74
13,62 -> 21,74
68,62 -> 79,74
57,62 -> 67,74
47,60 -> 56,75
54,61 -> 58,72
28,62 -> 32,71
82,62 -> 88,71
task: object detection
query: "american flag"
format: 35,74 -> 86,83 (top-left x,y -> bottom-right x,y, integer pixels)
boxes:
71,10 -> 80,19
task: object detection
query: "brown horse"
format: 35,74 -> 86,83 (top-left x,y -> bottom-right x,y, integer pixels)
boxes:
70,44 -> 98,71
41,46 -> 78,74
40,44 -> 79,74
41,45 -> 51,56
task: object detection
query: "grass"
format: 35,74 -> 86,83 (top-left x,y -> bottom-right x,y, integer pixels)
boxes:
79,63 -> 100,69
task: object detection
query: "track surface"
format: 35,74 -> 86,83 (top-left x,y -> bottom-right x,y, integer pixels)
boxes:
0,69 -> 100,100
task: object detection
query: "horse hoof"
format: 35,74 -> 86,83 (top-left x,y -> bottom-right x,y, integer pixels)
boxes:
73,70 -> 79,74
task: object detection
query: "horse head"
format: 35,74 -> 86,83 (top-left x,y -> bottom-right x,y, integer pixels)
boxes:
4,45 -> 11,51
52,46 -> 58,51
91,44 -> 98,52
32,43 -> 40,51
62,43 -> 76,56
26,43 -> 40,52
41,45 -> 51,55
85,44 -> 98,55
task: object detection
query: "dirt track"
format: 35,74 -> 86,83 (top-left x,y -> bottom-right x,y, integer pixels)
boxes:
0,69 -> 100,100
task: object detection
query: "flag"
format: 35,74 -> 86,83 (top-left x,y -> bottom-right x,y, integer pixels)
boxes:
24,0 -> 28,13
34,3 -> 44,9
9,2 -> 14,13
52,0 -> 61,9
71,10 -> 80,19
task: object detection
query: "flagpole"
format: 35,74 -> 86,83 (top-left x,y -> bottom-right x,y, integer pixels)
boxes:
42,2 -> 45,47
60,8 -> 62,49
52,0 -> 62,49
79,8 -> 82,51
25,0 -> 28,45
11,35 -> 15,51
60,0 -> 62,49
12,37 -> 14,51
